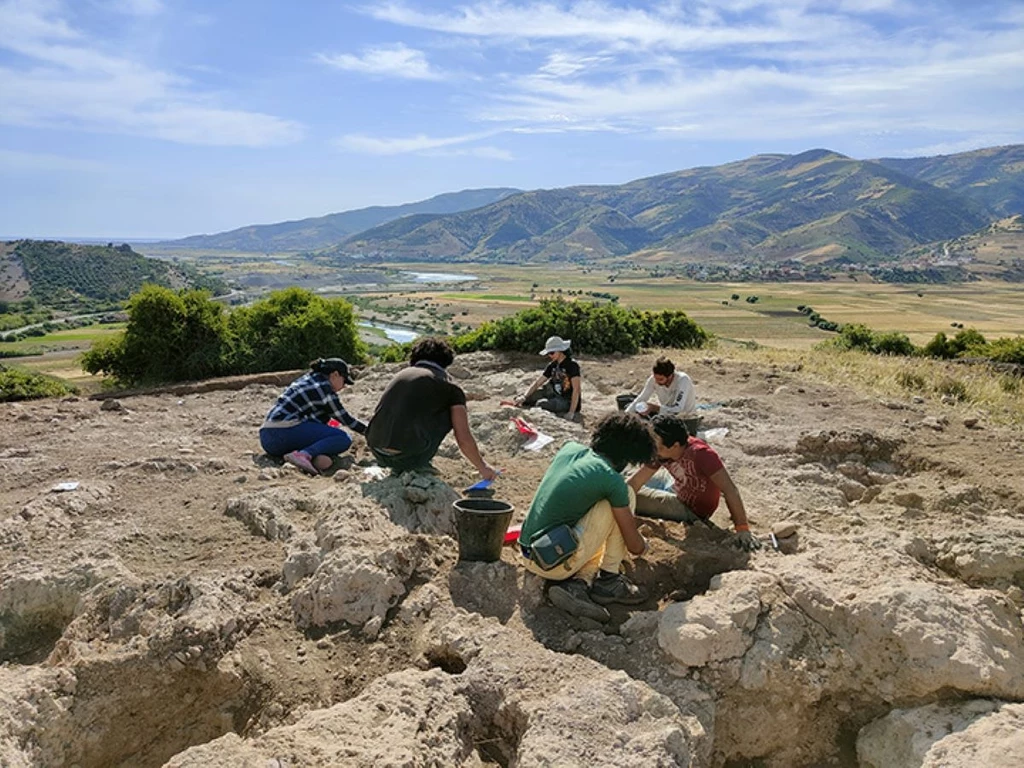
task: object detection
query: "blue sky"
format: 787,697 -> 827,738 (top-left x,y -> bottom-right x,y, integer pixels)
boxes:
1,0 -> 1023,239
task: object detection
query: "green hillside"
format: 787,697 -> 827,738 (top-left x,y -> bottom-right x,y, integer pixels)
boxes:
333,149 -> 990,265
163,187 -> 520,251
2,240 -> 226,310
875,144 -> 1024,217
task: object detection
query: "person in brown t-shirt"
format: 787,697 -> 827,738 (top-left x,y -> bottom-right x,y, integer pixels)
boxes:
367,338 -> 498,478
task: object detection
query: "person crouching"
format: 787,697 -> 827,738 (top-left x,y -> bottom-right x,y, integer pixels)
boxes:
259,357 -> 365,475
518,411 -> 656,623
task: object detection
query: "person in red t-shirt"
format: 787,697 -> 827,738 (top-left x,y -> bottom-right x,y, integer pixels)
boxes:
632,415 -> 761,552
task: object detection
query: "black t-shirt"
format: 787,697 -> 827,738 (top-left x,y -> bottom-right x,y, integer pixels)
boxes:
543,357 -> 582,411
366,364 -> 468,454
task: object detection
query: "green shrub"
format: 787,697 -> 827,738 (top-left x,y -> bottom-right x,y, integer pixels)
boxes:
922,332 -> 954,359
0,366 -> 77,401
833,324 -> 876,352
451,298 -> 708,355
83,286 -> 366,386
985,337 -> 1024,365
227,288 -> 366,374
872,332 -> 916,357
375,343 -> 412,363
82,285 -> 228,385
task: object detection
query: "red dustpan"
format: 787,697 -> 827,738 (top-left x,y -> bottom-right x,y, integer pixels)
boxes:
504,522 -> 522,545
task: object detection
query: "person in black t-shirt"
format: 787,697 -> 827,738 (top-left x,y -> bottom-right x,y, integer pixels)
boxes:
515,336 -> 583,420
367,337 -> 498,478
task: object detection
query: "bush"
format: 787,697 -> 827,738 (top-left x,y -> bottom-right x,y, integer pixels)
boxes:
872,332 -> 916,357
986,337 -> 1024,365
82,286 -> 366,386
227,288 -> 366,374
0,366 -> 77,401
83,285 -> 228,385
451,298 -> 708,355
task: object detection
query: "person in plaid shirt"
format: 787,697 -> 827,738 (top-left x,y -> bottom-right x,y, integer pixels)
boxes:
259,357 -> 366,475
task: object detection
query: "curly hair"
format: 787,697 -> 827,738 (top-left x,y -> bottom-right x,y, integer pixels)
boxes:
409,337 -> 455,368
590,411 -> 655,470
651,414 -> 691,448
652,356 -> 675,377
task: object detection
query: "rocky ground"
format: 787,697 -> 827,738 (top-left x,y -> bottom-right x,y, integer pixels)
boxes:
1,350 -> 1023,767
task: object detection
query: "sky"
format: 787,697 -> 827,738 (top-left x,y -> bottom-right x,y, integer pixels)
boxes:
1,0 -> 1023,239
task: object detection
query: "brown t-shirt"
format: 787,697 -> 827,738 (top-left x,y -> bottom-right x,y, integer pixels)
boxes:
366,364 -> 467,455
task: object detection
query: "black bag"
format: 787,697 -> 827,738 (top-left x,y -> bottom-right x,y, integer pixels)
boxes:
530,524 -> 579,570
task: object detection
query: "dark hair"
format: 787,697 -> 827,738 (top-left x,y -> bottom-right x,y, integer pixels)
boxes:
652,357 -> 675,377
651,414 -> 690,449
409,337 -> 455,368
591,412 -> 655,470
309,357 -> 353,382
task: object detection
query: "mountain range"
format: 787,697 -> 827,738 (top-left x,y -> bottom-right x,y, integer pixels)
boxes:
162,188 -> 519,252
166,144 -> 1024,267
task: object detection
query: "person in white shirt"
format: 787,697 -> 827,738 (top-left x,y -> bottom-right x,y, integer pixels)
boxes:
626,357 -> 697,431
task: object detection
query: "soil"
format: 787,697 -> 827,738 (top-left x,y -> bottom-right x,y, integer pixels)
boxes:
2,349 -> 1023,767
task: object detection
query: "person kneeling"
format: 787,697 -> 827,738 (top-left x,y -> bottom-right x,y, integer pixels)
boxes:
259,358 -> 365,476
633,415 -> 761,552
518,412 -> 655,622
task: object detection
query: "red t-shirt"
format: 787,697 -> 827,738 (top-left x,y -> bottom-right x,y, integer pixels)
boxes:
661,438 -> 724,519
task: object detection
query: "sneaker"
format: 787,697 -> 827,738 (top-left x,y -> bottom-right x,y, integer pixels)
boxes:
283,451 -> 317,475
590,573 -> 649,606
548,579 -> 610,623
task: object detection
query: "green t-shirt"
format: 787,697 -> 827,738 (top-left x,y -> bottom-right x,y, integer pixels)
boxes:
519,441 -> 630,545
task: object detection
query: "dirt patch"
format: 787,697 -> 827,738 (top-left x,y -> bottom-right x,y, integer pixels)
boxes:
2,350 -> 1023,767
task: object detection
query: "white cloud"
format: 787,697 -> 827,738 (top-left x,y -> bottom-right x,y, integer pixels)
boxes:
334,130 -> 503,155
0,0 -> 303,147
363,0 -> 842,49
317,43 -> 443,80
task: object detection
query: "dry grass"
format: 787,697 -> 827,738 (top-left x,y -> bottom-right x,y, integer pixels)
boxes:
717,341 -> 1024,427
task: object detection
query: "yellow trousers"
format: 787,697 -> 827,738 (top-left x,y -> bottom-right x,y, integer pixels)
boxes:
523,488 -> 636,584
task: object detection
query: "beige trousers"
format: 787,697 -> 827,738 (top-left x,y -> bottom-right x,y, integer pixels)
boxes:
523,488 -> 636,584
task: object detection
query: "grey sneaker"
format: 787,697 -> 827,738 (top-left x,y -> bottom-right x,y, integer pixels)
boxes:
548,579 -> 610,622
590,573 -> 649,606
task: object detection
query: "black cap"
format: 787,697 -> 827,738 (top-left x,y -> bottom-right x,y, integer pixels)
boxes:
312,357 -> 355,384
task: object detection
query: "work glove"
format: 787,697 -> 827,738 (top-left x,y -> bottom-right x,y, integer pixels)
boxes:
735,530 -> 762,552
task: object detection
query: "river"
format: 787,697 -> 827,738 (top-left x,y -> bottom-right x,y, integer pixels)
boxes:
359,320 -> 420,344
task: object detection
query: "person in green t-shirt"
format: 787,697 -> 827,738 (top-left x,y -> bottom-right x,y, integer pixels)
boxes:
518,411 -> 656,622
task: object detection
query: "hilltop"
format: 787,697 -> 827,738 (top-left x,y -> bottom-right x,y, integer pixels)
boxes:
0,240 -> 226,310
332,148 -> 1005,265
876,144 -> 1024,217
1,349 -> 1023,766
161,188 -> 520,252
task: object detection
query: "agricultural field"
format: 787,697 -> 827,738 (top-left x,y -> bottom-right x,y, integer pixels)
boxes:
359,262 -> 1024,350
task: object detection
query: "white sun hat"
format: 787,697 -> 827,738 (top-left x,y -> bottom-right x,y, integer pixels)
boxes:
539,335 -> 571,355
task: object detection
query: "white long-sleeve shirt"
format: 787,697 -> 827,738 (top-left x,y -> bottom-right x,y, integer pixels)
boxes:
628,372 -> 695,416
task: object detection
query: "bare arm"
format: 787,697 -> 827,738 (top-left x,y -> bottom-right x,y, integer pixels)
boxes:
451,405 -> 498,480
627,463 -> 658,491
567,375 -> 581,415
611,505 -> 647,555
516,373 -> 548,405
709,467 -> 749,530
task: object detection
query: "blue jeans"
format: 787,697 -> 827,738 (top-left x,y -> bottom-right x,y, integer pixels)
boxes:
260,422 -> 353,458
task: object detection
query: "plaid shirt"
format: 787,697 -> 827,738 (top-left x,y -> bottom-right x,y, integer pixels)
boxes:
264,372 -> 366,433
